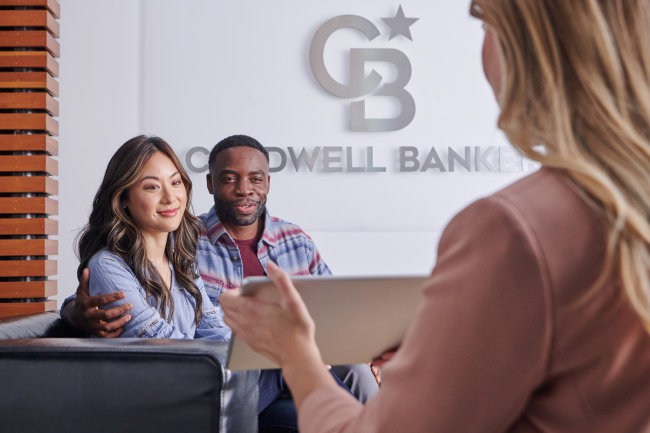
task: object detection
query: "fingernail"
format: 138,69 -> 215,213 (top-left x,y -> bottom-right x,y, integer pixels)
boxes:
125,315 -> 131,321
267,261 -> 278,270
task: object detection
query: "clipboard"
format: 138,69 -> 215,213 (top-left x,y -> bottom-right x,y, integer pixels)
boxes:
226,275 -> 427,370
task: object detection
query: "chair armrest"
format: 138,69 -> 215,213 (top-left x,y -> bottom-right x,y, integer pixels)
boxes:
0,338 -> 259,433
0,311 -> 86,339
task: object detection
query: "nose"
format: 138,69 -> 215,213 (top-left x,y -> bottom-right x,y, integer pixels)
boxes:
160,184 -> 174,204
234,178 -> 253,197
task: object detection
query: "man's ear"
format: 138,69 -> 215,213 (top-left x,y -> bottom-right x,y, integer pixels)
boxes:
267,175 -> 271,194
206,172 -> 214,195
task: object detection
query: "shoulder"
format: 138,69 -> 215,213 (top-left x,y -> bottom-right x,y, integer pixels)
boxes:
88,249 -> 134,276
444,167 -> 604,297
267,216 -> 315,247
197,211 -> 210,226
197,206 -> 217,230
492,168 -> 604,257
448,168 -> 597,241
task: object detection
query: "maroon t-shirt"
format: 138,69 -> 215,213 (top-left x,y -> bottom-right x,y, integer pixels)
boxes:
234,235 -> 266,278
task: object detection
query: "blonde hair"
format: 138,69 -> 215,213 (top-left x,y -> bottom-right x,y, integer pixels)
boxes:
471,0 -> 650,332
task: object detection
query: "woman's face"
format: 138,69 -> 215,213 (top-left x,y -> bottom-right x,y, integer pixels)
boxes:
482,23 -> 504,105
124,152 -> 187,236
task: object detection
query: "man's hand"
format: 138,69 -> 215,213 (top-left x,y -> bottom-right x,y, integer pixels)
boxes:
368,362 -> 381,386
61,268 -> 133,338
370,350 -> 398,386
371,349 -> 397,368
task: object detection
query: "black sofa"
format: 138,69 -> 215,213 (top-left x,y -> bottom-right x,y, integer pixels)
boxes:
0,311 -> 259,433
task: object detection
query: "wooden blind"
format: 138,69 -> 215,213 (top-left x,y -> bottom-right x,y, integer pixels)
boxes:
0,0 -> 60,318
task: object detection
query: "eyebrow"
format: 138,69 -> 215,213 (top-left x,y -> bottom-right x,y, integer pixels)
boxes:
218,169 -> 266,176
138,171 -> 179,183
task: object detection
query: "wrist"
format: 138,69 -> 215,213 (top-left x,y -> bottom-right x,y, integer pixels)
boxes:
280,345 -> 334,411
61,301 -> 78,328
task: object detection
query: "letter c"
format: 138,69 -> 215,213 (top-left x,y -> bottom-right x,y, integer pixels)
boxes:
310,15 -> 383,98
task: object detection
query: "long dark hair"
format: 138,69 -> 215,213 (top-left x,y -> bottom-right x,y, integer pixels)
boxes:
76,135 -> 204,325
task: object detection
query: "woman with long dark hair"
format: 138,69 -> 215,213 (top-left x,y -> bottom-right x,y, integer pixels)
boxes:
76,135 -> 230,340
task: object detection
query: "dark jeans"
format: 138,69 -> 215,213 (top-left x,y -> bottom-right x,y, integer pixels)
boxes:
258,369 -> 351,433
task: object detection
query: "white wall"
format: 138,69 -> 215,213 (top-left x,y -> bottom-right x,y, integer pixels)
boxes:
54,0 -> 531,306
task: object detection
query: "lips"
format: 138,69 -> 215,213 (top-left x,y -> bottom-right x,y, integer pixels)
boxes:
158,208 -> 179,217
233,201 -> 258,215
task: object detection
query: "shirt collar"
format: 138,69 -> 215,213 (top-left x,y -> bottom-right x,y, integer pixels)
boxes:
204,205 -> 278,248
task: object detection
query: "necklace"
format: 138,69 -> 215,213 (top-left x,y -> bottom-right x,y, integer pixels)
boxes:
152,257 -> 172,288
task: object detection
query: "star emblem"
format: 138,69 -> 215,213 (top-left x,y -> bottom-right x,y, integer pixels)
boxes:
382,5 -> 419,41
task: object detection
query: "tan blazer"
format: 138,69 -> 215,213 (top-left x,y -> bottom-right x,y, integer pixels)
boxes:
300,168 -> 650,433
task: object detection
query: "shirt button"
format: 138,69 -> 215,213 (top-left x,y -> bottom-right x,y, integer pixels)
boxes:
233,257 -> 238,261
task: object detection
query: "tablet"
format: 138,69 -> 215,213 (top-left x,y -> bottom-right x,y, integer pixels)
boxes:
226,275 -> 428,371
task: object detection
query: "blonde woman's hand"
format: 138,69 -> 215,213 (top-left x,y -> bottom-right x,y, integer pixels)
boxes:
221,261 -> 334,410
220,261 -> 320,368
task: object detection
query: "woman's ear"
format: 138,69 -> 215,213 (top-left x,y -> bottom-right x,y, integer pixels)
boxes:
120,189 -> 130,210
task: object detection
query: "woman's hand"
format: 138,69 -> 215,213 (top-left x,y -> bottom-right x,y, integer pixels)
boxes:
220,261 -> 335,409
220,261 -> 318,366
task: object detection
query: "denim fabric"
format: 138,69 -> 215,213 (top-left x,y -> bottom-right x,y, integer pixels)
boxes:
258,392 -> 298,433
258,369 -> 353,414
88,249 -> 231,340
197,207 -> 332,307
258,370 -> 353,433
258,369 -> 285,414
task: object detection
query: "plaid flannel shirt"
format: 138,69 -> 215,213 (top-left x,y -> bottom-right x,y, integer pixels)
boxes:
197,205 -> 331,307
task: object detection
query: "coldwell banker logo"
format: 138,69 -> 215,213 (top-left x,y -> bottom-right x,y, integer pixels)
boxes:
310,6 -> 419,132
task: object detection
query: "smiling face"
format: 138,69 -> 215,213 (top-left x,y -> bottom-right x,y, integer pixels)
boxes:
124,151 -> 187,236
206,146 -> 270,233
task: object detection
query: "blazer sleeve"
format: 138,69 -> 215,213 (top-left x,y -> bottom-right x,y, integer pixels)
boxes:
89,254 -> 195,339
299,196 -> 552,433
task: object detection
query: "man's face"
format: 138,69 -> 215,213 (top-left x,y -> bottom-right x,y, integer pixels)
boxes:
206,146 -> 270,227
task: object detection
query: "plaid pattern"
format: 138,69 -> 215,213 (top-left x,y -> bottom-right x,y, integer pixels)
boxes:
197,206 -> 331,306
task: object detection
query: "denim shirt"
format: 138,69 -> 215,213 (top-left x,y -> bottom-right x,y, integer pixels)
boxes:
88,249 -> 231,341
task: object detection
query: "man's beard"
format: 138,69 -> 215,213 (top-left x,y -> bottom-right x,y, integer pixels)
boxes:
214,196 -> 267,227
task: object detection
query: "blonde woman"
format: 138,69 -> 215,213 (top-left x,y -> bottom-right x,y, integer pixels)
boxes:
220,0 -> 650,431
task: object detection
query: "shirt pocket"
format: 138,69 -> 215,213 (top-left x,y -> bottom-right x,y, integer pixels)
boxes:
202,278 -> 224,306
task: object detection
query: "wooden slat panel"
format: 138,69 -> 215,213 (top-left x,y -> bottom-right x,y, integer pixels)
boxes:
0,155 -> 58,174
0,300 -> 57,318
0,176 -> 58,194
0,31 -> 60,57
0,52 -> 59,77
0,218 -> 57,235
0,113 -> 58,135
0,0 -> 60,19
0,93 -> 58,116
0,135 -> 58,155
0,11 -> 59,37
0,197 -> 58,214
0,239 -> 57,256
0,72 -> 59,95
0,260 -> 56,277
0,280 -> 56,299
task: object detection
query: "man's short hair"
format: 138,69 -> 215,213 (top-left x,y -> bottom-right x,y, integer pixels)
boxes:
208,135 -> 269,172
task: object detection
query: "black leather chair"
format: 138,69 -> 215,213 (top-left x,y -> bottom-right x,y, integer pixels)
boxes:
0,312 -> 259,433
